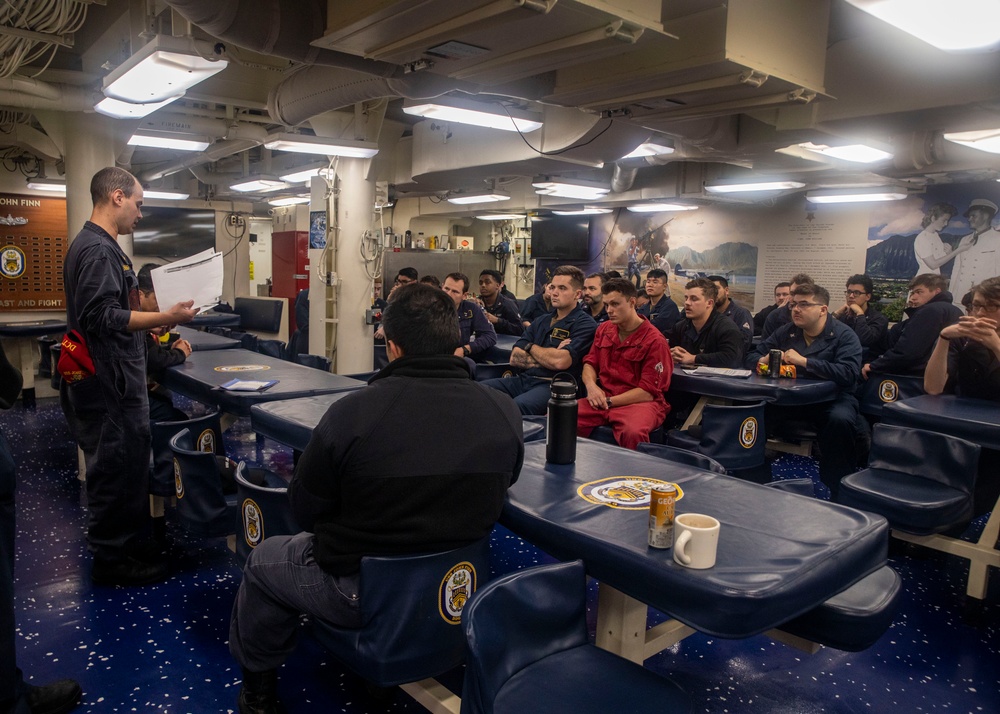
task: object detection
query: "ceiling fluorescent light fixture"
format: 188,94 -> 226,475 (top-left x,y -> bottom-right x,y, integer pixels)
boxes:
230,176 -> 287,193
279,165 -> 335,183
943,128 -> 1000,154
103,35 -> 228,104
622,142 -> 676,159
795,142 -> 893,163
533,179 -> 610,200
128,130 -> 210,152
806,189 -> 907,204
844,0 -> 1000,52
627,203 -> 698,213
143,189 -> 190,200
476,213 -> 526,220
94,95 -> 181,119
447,190 -> 511,205
26,178 -> 65,194
269,196 -> 311,207
403,97 -> 542,133
705,179 -> 806,194
552,207 -> 613,215
264,133 -> 378,158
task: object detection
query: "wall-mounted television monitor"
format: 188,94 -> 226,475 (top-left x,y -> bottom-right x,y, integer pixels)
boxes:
530,216 -> 590,260
131,207 -> 217,258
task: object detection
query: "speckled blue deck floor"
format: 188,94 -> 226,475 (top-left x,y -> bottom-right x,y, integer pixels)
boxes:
2,397 -> 999,713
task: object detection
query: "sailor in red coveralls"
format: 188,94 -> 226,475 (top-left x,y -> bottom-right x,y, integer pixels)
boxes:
576,277 -> 673,449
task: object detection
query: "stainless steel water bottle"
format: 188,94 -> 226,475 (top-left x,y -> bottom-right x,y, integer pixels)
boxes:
546,373 -> 578,464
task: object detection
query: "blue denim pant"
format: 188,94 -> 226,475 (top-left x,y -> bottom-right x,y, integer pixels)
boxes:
229,533 -> 361,672
60,354 -> 151,561
480,374 -> 551,416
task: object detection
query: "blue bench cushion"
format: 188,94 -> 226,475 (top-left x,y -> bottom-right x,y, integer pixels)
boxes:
839,467 -> 973,535
776,565 -> 901,652
494,645 -> 690,714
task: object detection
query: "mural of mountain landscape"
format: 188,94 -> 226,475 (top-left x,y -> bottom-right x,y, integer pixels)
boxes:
666,241 -> 758,275
865,232 -> 964,279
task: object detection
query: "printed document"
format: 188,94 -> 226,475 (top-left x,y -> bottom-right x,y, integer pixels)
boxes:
150,249 -> 224,313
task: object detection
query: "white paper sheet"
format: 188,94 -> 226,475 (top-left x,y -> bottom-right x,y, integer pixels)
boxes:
150,249 -> 224,313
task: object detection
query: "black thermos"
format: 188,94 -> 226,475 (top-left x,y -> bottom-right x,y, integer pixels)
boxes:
546,373 -> 578,464
768,349 -> 782,378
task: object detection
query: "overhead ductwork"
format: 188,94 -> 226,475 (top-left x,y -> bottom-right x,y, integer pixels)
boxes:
267,65 -> 478,127
0,77 -> 100,113
163,0 -> 402,78
138,122 -> 269,182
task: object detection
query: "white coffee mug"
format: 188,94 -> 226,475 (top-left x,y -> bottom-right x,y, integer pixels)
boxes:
673,513 -> 720,569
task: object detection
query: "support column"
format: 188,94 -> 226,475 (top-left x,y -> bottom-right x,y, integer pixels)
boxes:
309,158 -> 376,374
64,112 -> 116,244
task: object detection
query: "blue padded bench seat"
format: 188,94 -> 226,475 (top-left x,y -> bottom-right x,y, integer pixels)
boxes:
773,565 -> 901,652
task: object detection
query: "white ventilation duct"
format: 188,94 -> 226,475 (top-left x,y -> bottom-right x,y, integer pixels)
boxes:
0,77 -> 99,112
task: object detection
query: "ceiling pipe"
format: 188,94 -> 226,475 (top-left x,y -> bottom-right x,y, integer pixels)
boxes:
0,84 -> 100,112
610,164 -> 639,193
0,75 -> 62,101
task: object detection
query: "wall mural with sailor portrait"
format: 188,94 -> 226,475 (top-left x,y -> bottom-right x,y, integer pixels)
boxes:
0,193 -> 68,312
865,179 -> 1000,308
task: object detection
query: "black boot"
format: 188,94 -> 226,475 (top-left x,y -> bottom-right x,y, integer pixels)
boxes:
238,669 -> 281,714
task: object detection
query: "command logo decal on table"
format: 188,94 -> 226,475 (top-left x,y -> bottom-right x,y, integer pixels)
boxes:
1,245 -> 25,279
439,562 -> 477,624
577,477 -> 684,509
213,365 -> 271,372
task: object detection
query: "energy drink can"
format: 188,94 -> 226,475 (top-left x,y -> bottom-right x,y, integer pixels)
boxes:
768,349 -> 782,378
648,484 -> 677,549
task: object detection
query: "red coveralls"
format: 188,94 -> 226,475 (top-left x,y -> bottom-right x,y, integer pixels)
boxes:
576,318 -> 672,449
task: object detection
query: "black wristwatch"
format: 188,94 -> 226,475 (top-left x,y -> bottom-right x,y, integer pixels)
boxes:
525,343 -> 534,355
462,345 -> 471,356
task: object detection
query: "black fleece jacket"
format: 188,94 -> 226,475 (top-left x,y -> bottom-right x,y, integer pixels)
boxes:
869,292 -> 962,376
289,354 -> 524,575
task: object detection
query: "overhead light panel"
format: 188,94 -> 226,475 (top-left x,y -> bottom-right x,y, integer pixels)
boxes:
26,178 -> 65,195
403,97 -> 542,133
790,142 -> 893,164
844,0 -> 1000,52
128,129 -> 210,152
102,35 -> 228,104
264,133 -> 379,158
533,179 -> 610,200
279,164 -> 335,183
552,208 -> 614,215
705,179 -> 806,194
622,142 -> 675,159
230,175 -> 287,193
447,190 -> 511,205
943,128 -> 1000,154
806,189 -> 907,204
476,214 -> 527,220
269,196 -> 311,207
627,203 -> 699,213
94,95 -> 180,119
143,189 -> 190,200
